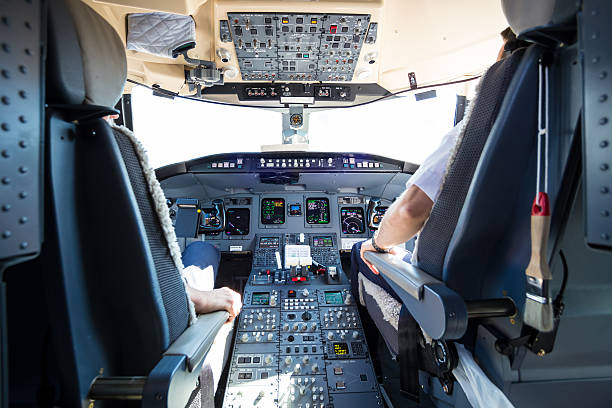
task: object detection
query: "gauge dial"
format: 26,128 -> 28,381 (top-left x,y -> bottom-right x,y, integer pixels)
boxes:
341,207 -> 365,234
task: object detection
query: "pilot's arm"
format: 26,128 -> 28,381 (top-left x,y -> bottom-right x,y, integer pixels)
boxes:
187,286 -> 243,321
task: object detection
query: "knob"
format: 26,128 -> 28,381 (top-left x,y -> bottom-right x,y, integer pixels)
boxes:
352,331 -> 359,339
340,332 -> 346,340
337,311 -> 343,319
241,333 -> 249,342
293,323 -> 299,331
312,363 -> 319,373
257,313 -> 263,321
294,363 -> 302,374
327,332 -> 334,340
264,355 -> 273,364
260,158 -> 265,164
303,356 -> 310,364
285,356 -> 293,365
312,394 -> 318,401
299,386 -> 306,396
311,322 -> 318,331
344,294 -> 353,305
267,333 -> 274,341
270,297 -> 277,306
258,390 -> 265,398
255,333 -> 262,342
302,289 -> 309,297
301,323 -> 308,331
283,323 -> 290,331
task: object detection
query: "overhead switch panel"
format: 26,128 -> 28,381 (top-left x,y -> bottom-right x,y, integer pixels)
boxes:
227,13 -> 371,81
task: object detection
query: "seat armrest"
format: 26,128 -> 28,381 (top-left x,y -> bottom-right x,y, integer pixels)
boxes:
164,310 -> 229,372
364,252 -> 467,339
363,252 -> 442,300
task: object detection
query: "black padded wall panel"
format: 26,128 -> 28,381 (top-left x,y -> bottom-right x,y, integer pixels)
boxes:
0,0 -> 43,261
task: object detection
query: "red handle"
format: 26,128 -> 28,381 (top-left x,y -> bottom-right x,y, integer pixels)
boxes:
531,192 -> 550,216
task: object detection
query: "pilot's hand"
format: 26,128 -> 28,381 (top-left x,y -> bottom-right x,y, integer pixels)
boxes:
189,286 -> 243,322
360,239 -> 401,275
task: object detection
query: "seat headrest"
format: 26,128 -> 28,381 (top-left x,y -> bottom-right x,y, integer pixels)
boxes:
501,0 -> 579,37
47,0 -> 127,107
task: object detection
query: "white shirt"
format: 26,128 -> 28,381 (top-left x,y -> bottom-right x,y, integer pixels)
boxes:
405,121 -> 462,263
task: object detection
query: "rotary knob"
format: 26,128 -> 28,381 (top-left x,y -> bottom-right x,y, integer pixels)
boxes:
311,363 -> 319,373
311,322 -> 318,331
283,323 -> 290,331
285,356 -> 293,365
301,323 -> 308,331
264,355 -> 273,364
327,332 -> 334,340
270,297 -> 277,306
294,363 -> 302,374
257,312 -> 263,321
352,331 -> 359,339
344,293 -> 353,305
302,289 -> 309,297
337,311 -> 343,319
255,333 -> 262,342
299,386 -> 306,396
267,333 -> 274,341
302,356 -> 310,364
293,323 -> 299,331
241,333 -> 249,342
340,332 -> 346,340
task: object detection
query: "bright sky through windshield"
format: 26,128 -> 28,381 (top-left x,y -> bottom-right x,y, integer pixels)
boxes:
132,85 -> 458,169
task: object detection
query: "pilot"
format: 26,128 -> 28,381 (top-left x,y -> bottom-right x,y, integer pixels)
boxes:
182,241 -> 243,321
351,27 -> 529,303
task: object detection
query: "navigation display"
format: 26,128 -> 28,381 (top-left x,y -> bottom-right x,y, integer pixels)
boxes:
341,207 -> 365,234
259,237 -> 280,249
313,236 -> 333,247
225,208 -> 250,235
261,198 -> 285,224
306,197 -> 330,224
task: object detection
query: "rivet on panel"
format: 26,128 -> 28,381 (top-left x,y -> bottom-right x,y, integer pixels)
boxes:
1,69 -> 9,79
19,140 -> 27,148
601,233 -> 610,241
593,56 -> 600,64
2,231 -> 11,239
0,16 -> 8,26
600,117 -> 608,125
18,90 -> 26,99
24,48 -> 31,56
602,186 -> 610,194
18,65 -> 26,74
18,166 -> 28,174
1,43 -> 9,53
602,140 -> 610,148
601,71 -> 608,80
1,96 -> 9,105
601,163 -> 610,171
602,210 -> 610,217
1,204 -> 10,212
592,33 -> 599,40
19,216 -> 28,224
1,123 -> 9,131
1,149 -> 9,158
600,94 -> 608,102
19,242 -> 28,249
19,116 -> 26,123
24,21 -> 31,30
1,177 -> 10,185
19,191 -> 27,199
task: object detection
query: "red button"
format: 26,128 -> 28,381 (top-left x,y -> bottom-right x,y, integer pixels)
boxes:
330,25 -> 337,34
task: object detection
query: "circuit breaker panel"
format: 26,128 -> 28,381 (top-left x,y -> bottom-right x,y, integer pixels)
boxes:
226,13 -> 372,81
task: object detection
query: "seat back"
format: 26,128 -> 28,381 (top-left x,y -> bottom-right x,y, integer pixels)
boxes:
42,0 -> 191,403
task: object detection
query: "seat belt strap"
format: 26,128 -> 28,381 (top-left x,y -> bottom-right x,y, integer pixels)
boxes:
199,360 -> 215,408
398,306 -> 420,402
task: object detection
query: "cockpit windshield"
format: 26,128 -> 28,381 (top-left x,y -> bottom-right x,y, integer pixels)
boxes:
132,83 -> 460,168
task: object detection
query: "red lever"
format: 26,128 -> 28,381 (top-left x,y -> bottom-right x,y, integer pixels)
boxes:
531,192 -> 550,216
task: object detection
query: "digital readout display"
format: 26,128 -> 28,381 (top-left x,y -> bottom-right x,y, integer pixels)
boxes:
333,342 -> 349,355
313,236 -> 333,247
259,237 -> 280,249
261,198 -> 285,224
324,291 -> 344,305
306,198 -> 330,224
252,292 -> 270,305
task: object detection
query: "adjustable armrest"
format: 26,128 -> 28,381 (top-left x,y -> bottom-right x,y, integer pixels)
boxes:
164,310 -> 229,372
364,252 -> 468,340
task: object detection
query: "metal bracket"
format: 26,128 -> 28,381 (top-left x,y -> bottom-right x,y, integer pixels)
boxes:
580,0 -> 612,249
181,52 -> 224,97
282,105 -> 309,145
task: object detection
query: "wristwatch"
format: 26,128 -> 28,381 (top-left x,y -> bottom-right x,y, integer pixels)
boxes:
371,235 -> 390,254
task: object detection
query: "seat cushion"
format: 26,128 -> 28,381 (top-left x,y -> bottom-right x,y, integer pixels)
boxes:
358,273 -> 401,356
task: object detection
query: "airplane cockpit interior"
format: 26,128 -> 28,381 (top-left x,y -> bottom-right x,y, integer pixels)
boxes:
2,0 -> 612,407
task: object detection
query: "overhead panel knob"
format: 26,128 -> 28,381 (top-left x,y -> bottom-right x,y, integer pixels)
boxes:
241,333 -> 249,342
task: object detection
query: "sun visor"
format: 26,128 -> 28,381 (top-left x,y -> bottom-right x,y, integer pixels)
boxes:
127,12 -> 196,59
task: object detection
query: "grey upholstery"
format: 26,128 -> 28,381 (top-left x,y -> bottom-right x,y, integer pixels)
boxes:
47,0 -> 126,106
502,0 -> 579,37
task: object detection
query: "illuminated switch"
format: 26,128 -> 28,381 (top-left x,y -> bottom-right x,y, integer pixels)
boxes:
330,25 -> 337,34
333,367 -> 343,375
335,381 -> 346,390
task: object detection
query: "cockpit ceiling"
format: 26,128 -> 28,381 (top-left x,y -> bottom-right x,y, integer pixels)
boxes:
86,0 -> 507,101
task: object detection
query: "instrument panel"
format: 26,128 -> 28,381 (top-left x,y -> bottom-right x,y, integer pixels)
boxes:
306,198 -> 331,225
341,207 -> 365,234
262,198 -> 286,225
225,208 -> 250,235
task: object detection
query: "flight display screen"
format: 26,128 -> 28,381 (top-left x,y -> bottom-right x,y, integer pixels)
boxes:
252,292 -> 270,305
333,342 -> 349,355
306,197 -> 330,224
341,207 -> 365,234
259,237 -> 280,249
261,198 -> 285,224
313,236 -> 333,247
225,208 -> 250,235
325,291 -> 343,305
